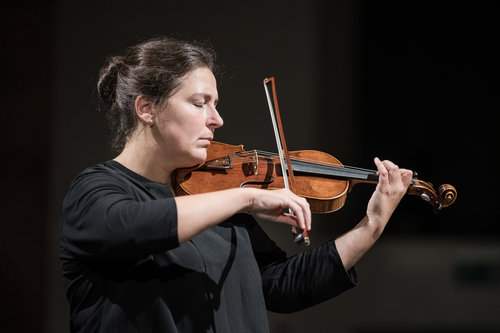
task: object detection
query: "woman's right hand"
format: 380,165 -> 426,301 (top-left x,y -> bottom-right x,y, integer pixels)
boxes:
246,188 -> 312,232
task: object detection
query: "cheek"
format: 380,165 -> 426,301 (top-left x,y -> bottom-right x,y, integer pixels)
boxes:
182,116 -> 206,138
160,108 -> 206,146
165,118 -> 201,147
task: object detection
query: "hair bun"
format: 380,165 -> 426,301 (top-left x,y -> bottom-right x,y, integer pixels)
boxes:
97,56 -> 124,105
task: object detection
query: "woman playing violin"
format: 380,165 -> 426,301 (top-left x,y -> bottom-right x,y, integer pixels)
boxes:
60,36 -> 414,333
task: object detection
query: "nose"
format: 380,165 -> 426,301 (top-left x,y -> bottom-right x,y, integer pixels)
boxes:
207,106 -> 224,129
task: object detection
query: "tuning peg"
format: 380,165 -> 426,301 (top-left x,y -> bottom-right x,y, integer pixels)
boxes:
420,193 -> 430,202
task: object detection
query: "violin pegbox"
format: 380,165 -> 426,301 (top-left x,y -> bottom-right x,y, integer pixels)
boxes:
408,178 -> 457,212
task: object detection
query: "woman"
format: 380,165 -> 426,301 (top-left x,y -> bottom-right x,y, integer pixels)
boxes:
60,37 -> 413,332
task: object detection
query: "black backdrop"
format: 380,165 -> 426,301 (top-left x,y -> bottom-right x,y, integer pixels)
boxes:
1,1 -> 498,332
355,2 -> 498,235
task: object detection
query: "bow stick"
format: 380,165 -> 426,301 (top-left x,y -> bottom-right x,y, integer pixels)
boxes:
263,77 -> 311,246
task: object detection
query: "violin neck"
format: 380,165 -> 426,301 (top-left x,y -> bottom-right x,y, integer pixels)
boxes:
290,158 -> 378,185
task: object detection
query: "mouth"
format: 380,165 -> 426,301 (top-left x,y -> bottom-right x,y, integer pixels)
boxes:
199,137 -> 213,145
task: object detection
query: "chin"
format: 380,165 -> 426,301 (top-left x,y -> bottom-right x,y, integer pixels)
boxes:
185,149 -> 207,167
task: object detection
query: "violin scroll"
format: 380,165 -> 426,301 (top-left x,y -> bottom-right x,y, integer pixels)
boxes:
408,179 -> 457,212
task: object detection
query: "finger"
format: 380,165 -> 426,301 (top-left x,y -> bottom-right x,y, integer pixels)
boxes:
379,159 -> 403,185
400,168 -> 414,187
297,196 -> 312,231
383,160 -> 400,184
304,198 -> 312,231
374,157 -> 389,185
272,213 -> 301,227
285,191 -> 312,231
290,193 -> 311,231
285,197 -> 306,230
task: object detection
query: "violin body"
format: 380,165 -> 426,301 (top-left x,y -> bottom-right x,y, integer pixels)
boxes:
174,141 -> 457,214
175,141 -> 351,213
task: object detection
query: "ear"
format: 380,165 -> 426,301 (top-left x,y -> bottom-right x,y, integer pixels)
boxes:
134,95 -> 154,127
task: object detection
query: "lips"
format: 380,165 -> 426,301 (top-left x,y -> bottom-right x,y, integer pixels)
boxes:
199,134 -> 213,141
199,137 -> 213,146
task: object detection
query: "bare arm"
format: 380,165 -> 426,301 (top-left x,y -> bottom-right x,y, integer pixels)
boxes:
175,187 -> 311,243
335,157 -> 414,270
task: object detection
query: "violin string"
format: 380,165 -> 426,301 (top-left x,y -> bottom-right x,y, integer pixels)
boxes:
229,150 -> 366,173
254,150 -> 376,174
235,150 -> 375,174
224,150 -> 377,176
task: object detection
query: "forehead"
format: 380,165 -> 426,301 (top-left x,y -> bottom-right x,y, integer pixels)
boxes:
177,67 -> 217,97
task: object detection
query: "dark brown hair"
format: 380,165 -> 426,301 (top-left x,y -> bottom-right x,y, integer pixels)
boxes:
97,37 -> 217,152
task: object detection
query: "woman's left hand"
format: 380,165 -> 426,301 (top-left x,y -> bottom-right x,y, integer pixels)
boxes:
366,157 -> 414,228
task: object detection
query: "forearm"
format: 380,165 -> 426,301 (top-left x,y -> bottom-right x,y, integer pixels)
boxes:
175,187 -> 311,243
334,215 -> 385,271
335,158 -> 414,271
175,188 -> 252,243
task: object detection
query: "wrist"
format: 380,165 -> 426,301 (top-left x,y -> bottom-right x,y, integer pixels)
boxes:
363,215 -> 387,240
237,187 -> 258,214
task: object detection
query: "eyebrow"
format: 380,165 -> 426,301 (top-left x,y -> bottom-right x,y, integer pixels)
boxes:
193,93 -> 218,104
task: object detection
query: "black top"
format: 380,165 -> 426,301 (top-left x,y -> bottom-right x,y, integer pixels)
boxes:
60,160 -> 358,332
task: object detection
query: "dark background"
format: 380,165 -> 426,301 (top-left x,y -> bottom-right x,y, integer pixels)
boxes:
2,1 -> 498,332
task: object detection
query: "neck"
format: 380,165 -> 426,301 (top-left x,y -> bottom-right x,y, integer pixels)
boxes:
114,134 -> 174,188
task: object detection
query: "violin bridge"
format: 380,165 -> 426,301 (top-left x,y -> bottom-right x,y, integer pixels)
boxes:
251,149 -> 258,175
240,149 -> 259,176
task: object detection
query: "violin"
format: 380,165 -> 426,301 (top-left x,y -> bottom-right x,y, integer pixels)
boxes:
173,141 -> 457,214
174,76 -> 457,245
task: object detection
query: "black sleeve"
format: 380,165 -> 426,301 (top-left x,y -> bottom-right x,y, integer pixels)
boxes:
242,215 -> 358,313
60,169 -> 179,262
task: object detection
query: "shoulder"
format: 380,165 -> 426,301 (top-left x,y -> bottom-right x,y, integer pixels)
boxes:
69,160 -> 158,190
62,160 -> 147,206
63,160 -> 173,207
68,161 -> 128,192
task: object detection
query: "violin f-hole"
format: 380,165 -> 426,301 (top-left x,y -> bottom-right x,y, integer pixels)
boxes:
240,177 -> 275,189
